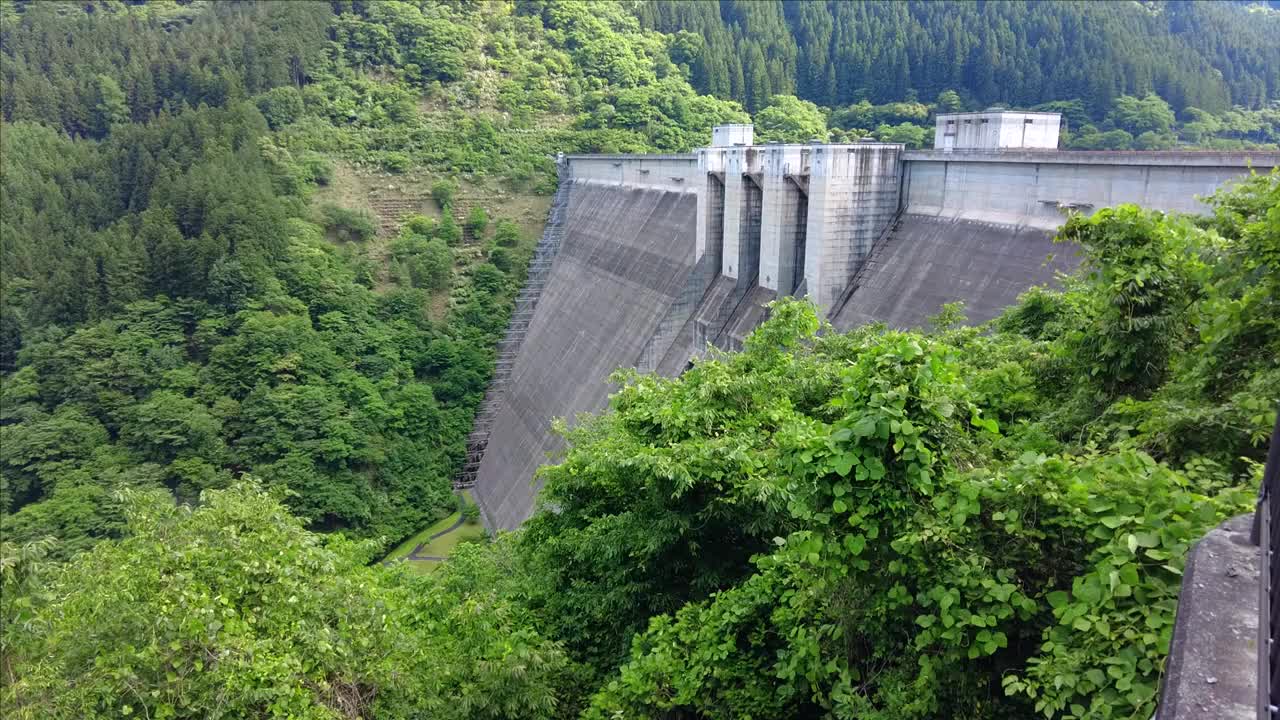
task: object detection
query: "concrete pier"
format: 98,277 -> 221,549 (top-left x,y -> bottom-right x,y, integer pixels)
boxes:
804,144 -> 903,310
758,145 -> 808,296
720,147 -> 763,282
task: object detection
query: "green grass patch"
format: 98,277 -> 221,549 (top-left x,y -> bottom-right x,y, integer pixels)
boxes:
384,510 -> 461,562
405,522 -> 486,573
383,490 -> 484,573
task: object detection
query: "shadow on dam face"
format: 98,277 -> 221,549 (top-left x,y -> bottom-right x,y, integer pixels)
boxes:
829,214 -> 1082,331
471,182 -> 698,530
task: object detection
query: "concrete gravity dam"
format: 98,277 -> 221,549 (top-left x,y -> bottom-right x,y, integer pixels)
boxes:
461,116 -> 1280,531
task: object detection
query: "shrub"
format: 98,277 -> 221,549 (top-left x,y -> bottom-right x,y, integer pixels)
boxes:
319,203 -> 376,243
466,206 -> 489,238
1134,130 -> 1177,150
431,179 -> 457,209
409,239 -> 453,291
404,214 -> 436,236
493,219 -> 522,247
437,212 -> 462,246
255,86 -> 304,129
489,246 -> 514,274
470,263 -> 507,294
382,152 -> 411,173
303,156 -> 334,186
462,504 -> 481,524
351,255 -> 377,288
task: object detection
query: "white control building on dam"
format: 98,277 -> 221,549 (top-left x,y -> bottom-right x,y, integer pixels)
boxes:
461,116 -> 1280,530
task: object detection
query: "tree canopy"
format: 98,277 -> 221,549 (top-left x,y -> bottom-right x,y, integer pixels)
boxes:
4,484 -> 570,720
754,94 -> 828,142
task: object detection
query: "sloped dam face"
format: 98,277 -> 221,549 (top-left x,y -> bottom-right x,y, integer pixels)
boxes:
472,182 -> 699,530
468,148 -> 1279,530
828,215 -> 1078,332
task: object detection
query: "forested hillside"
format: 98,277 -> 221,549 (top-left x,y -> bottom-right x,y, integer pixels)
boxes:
638,0 -> 1280,113
2,1 -> 1280,718
0,0 -> 747,558
637,0 -> 1280,149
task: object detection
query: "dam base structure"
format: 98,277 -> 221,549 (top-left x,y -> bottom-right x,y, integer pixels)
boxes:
466,120 -> 1279,530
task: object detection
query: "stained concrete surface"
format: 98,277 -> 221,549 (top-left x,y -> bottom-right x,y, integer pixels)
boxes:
471,182 -> 698,530
691,274 -> 737,351
829,214 -> 1080,331
639,253 -> 717,373
1155,514 -> 1258,720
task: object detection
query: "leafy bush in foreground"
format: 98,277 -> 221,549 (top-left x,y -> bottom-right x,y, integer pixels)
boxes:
3,484 -> 569,720
531,172 -> 1278,719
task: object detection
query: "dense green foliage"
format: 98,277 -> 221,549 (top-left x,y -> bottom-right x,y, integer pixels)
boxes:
3,2 -> 1280,717
0,1 -> 542,554
637,0 -> 1280,113
6,170 -> 1275,718
3,484 -> 570,719
548,172 -> 1277,718
0,101 -> 512,554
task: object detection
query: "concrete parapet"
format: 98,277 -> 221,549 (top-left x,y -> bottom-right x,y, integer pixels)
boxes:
904,149 -> 1280,168
902,151 -> 1279,228
1155,514 -> 1258,720
565,153 -> 699,192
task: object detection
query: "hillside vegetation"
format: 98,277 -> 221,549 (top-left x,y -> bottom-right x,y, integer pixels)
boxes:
6,169 -> 1277,719
1,1 -> 1279,718
0,0 -> 748,556
638,0 -> 1280,149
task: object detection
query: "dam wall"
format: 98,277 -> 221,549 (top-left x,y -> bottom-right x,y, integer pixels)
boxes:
846,149 -> 1279,329
470,176 -> 699,529
566,153 -> 699,192
902,150 -> 1273,229
467,143 -> 1278,529
829,215 -> 1076,331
